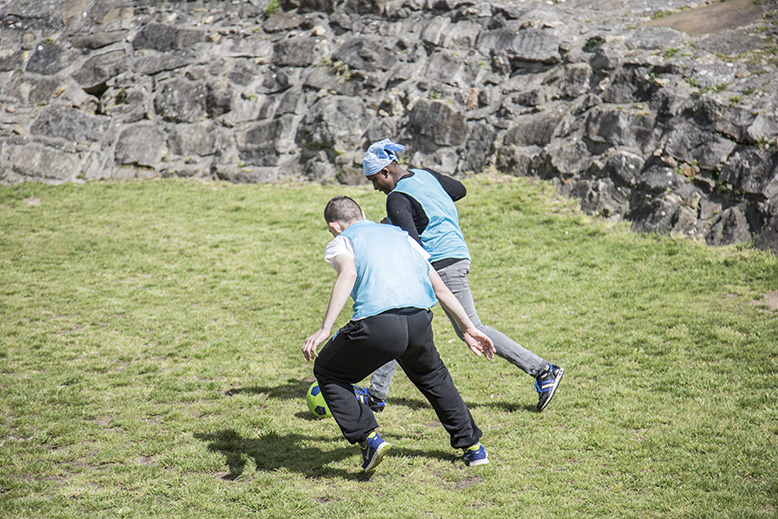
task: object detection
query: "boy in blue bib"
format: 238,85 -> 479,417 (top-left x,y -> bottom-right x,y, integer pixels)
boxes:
361,139 -> 564,413
302,196 -> 494,471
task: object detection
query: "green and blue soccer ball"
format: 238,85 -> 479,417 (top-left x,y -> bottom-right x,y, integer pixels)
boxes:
306,381 -> 331,419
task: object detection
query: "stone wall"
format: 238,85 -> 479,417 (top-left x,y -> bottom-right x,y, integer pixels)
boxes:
1,0 -> 777,253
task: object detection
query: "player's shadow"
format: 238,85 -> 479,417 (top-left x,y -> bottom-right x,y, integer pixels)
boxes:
195,429 -> 361,480
373,435 -> 459,465
224,378 -> 534,414
195,429 -> 466,480
389,396 -> 534,414
224,377 -> 311,400
226,377 -> 536,415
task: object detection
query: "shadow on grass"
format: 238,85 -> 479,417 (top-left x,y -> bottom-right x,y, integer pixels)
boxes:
195,429 -> 468,480
388,396 -> 535,414
383,445 -> 459,465
225,377 -> 312,400
226,378 -> 534,413
195,429 -> 365,480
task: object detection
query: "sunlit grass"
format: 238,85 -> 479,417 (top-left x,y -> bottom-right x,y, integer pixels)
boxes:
1,175 -> 776,518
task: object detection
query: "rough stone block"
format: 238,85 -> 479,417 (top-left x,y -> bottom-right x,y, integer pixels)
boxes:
272,38 -> 317,68
585,105 -> 656,153
296,96 -> 370,151
602,150 -> 644,188
154,78 -> 209,123
115,124 -> 167,167
755,213 -> 778,254
236,116 -> 294,167
504,105 -> 568,147
168,122 -> 224,158
30,105 -> 110,143
495,145 -> 541,177
72,50 -> 127,92
69,30 -> 127,50
25,41 -> 70,75
705,206 -> 751,246
344,0 -> 386,15
11,144 -> 78,181
577,178 -> 630,219
477,28 -> 561,66
298,0 -> 337,13
332,37 -> 397,72
720,148 -> 778,199
409,99 -> 466,147
665,124 -> 737,171
132,25 -> 204,52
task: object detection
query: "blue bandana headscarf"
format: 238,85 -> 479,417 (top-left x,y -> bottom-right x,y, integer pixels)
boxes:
362,139 -> 405,177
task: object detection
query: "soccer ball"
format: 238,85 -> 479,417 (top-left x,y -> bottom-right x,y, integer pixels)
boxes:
306,381 -> 331,419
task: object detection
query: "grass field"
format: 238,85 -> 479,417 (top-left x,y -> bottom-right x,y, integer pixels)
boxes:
1,175 -> 777,518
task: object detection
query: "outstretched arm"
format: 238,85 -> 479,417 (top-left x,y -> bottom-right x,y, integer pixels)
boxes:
428,268 -> 495,359
302,253 -> 356,361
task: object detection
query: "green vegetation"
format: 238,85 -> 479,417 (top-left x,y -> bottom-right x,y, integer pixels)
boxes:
650,9 -> 675,19
756,134 -> 772,150
685,78 -> 730,97
115,87 -> 128,105
263,0 -> 280,16
583,36 -> 604,53
333,61 -> 351,84
707,82 -> 729,94
321,57 -> 351,84
650,6 -> 692,19
718,34 -> 778,68
662,47 -> 682,60
1,176 -> 777,518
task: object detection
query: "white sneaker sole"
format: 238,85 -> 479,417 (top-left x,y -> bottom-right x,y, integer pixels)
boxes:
363,442 -> 391,471
466,457 -> 489,467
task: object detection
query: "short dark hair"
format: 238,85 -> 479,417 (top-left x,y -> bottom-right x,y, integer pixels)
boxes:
324,196 -> 362,224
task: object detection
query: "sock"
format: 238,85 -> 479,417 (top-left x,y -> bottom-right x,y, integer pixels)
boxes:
360,430 -> 378,447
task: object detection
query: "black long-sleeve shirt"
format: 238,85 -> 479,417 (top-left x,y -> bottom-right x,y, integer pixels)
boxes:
385,168 -> 466,269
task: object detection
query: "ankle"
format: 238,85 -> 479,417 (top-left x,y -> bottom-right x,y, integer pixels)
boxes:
360,430 -> 378,447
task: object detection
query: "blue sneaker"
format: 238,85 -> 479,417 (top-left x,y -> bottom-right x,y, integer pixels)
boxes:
353,385 -> 385,413
463,443 -> 489,466
360,431 -> 391,471
536,363 -> 564,412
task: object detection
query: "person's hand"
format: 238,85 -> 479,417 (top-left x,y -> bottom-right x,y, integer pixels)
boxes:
302,328 -> 330,361
463,328 -> 495,360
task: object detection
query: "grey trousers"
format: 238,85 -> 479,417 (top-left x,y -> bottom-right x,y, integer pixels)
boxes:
368,259 -> 548,400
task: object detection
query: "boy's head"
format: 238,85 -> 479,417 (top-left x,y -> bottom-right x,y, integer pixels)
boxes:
362,138 -> 404,177
363,138 -> 405,195
324,196 -> 364,236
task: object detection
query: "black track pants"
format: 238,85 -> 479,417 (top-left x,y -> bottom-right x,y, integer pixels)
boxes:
313,308 -> 482,448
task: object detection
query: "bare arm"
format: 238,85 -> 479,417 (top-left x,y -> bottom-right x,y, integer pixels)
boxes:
429,268 -> 495,359
302,253 -> 357,361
